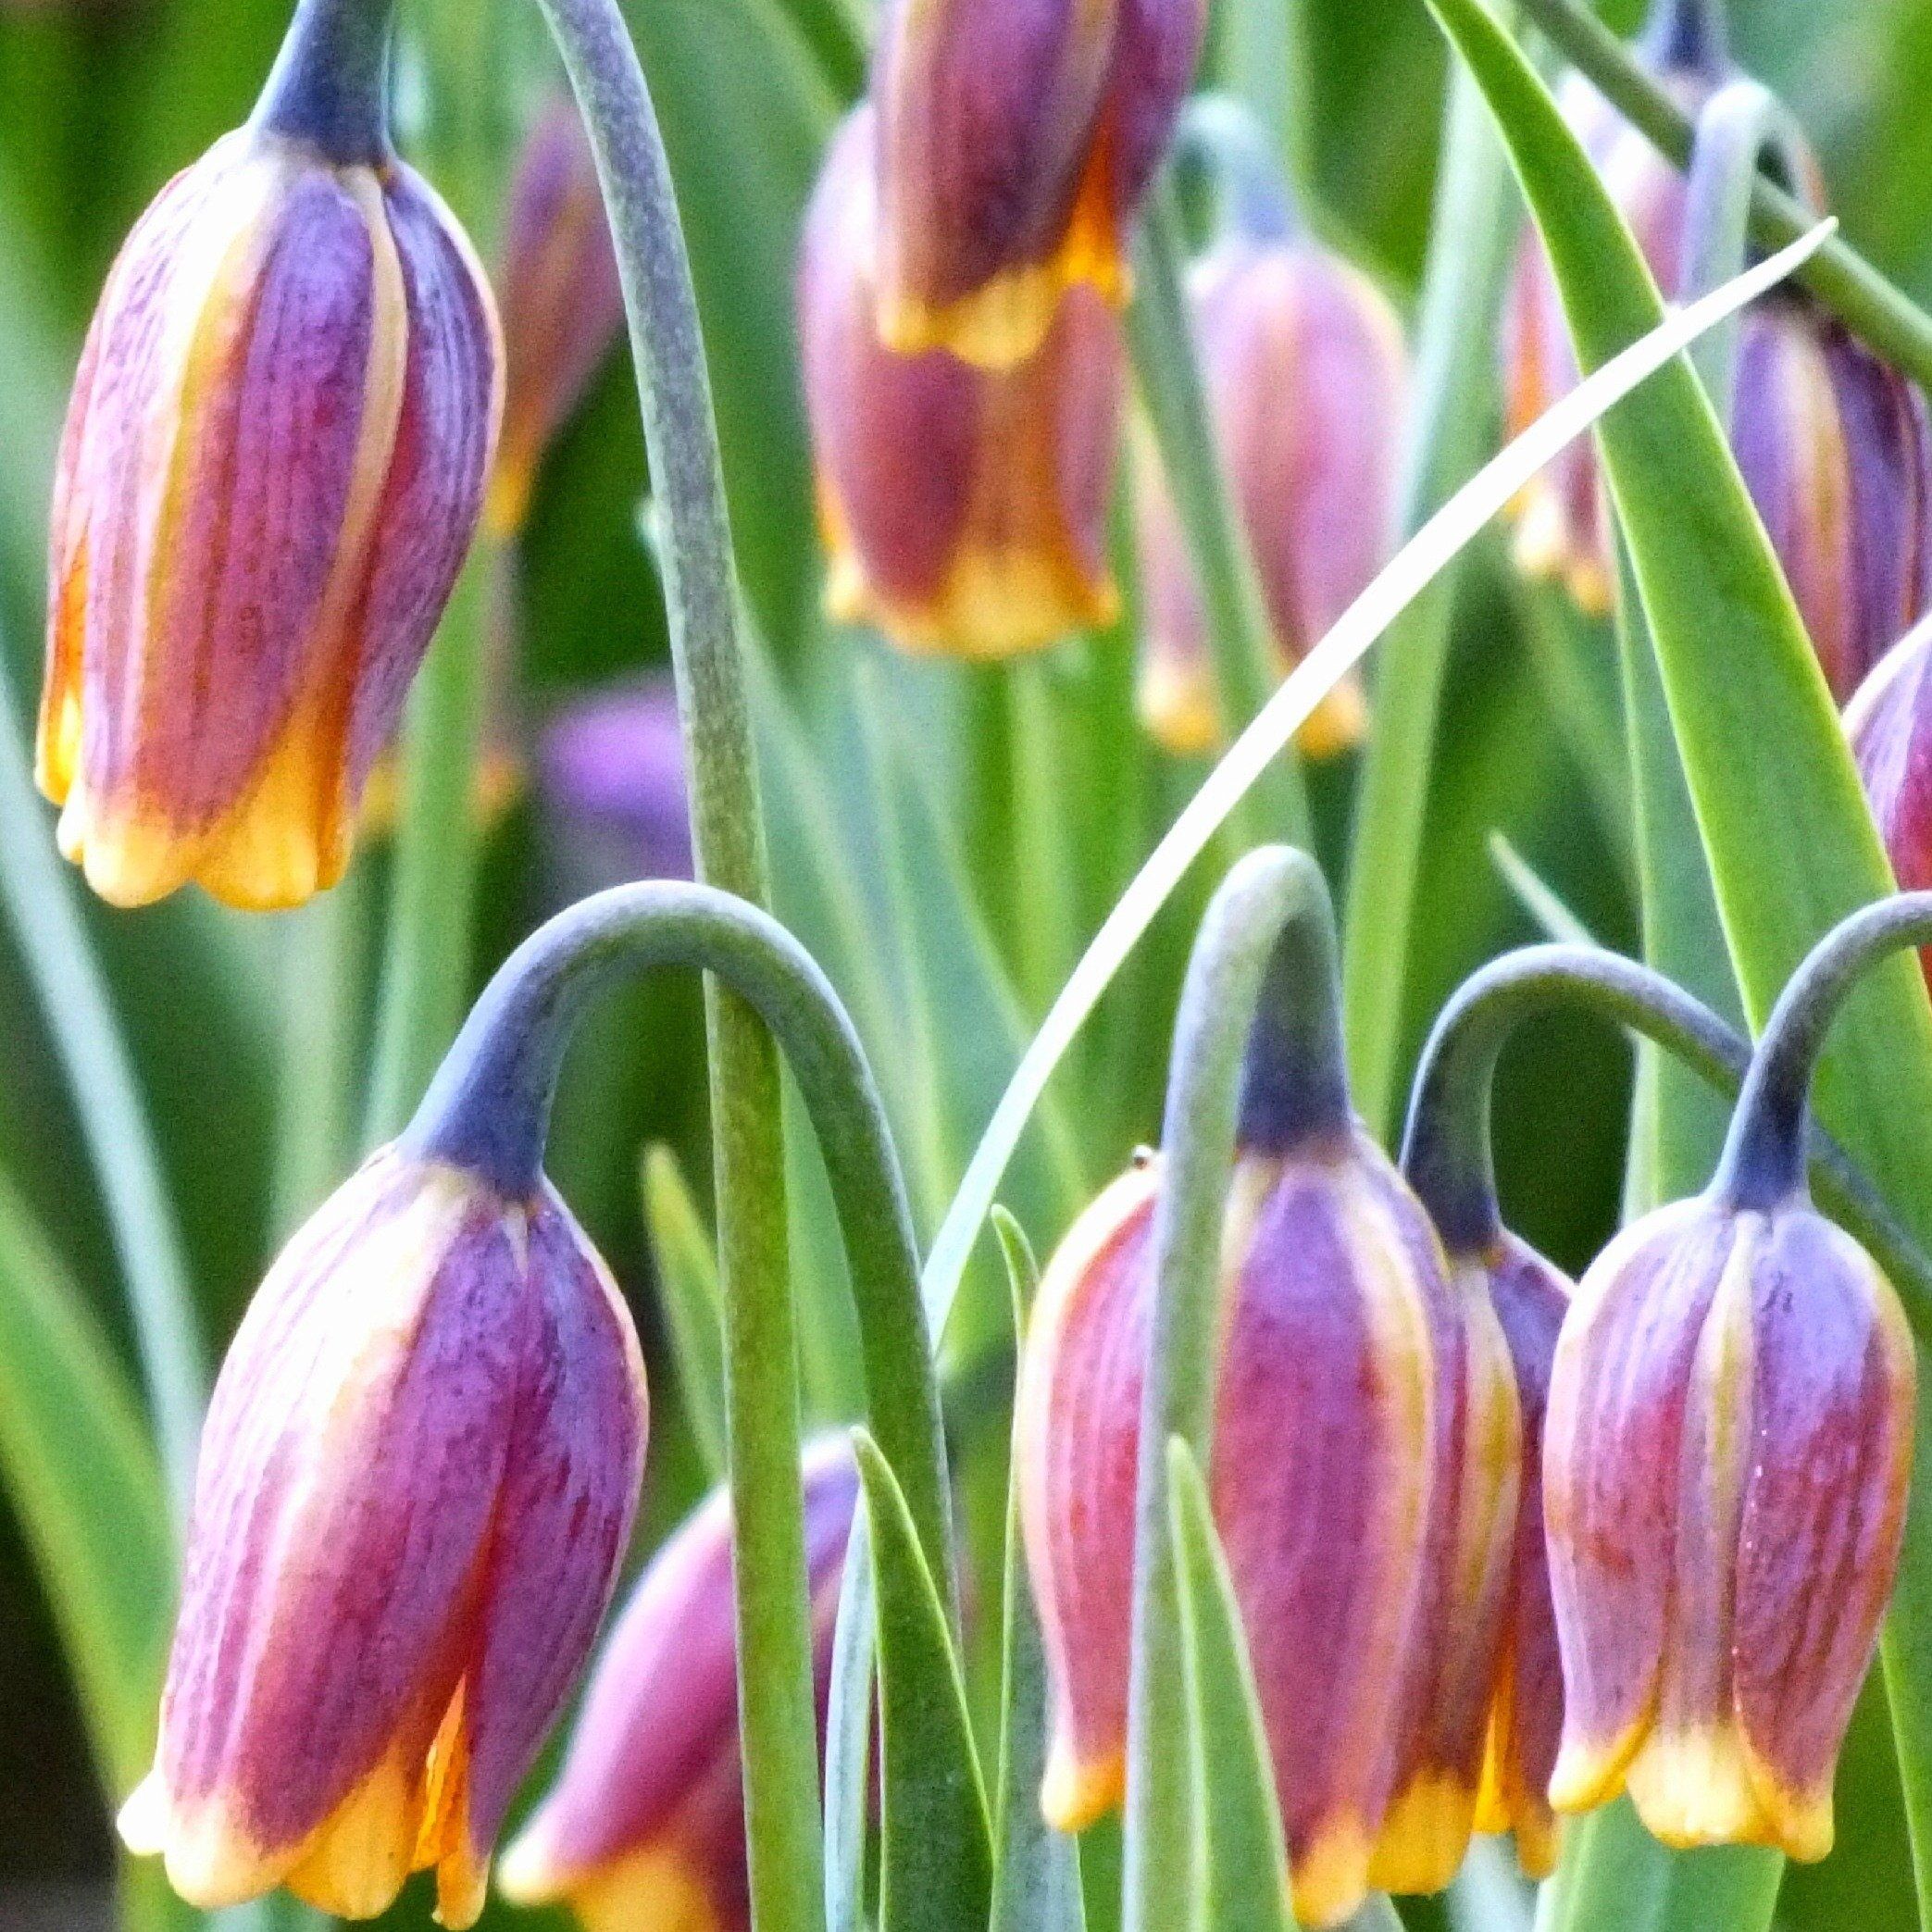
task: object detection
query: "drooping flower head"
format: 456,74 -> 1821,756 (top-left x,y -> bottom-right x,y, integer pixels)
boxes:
1543,902 -> 1918,1861
1848,614 -> 1932,984
870,0 -> 1206,367
499,1440 -> 859,1932
41,0 -> 503,910
118,1143 -> 649,1925
1134,221 -> 1404,758
1017,881 -> 1520,1926
537,676 -> 694,889
800,107 -> 1123,659
1502,0 -> 1723,614
488,94 -> 626,537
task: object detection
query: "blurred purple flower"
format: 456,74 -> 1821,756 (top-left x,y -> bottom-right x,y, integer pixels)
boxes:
538,677 -> 693,887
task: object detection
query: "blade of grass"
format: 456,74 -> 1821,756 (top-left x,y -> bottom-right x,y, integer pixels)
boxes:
642,1142 -> 729,1480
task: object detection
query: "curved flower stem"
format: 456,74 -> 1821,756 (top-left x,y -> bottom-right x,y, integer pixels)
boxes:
1122,844 -> 1333,1932
1397,940 -> 1932,1318
1173,94 -> 1300,243
531,0 -> 818,1913
0,663 -> 204,1531
407,879 -> 953,1595
251,0 -> 394,162
1676,78 -> 1815,406
1126,181 -> 1311,845
1514,0 -> 1932,394
526,5 -> 818,1927
1717,892 -> 1932,1212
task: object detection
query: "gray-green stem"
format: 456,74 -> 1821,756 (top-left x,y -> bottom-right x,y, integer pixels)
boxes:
527,2 -> 816,1925
1515,0 -> 1932,396
1399,944 -> 1932,1321
1717,893 -> 1932,1214
1676,77 -> 1815,407
252,0 -> 394,164
1123,844 -> 1336,1932
1174,94 -> 1301,245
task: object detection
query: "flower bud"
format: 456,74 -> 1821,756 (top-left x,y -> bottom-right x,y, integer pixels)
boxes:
1018,1123 -> 1513,1927
498,1441 -> 858,1932
1134,235 -> 1403,757
1847,615 -> 1932,975
538,676 -> 693,888
1502,64 -> 1706,616
1543,1194 -> 1913,1859
800,108 -> 1122,659
41,115 -> 503,911
489,96 -> 626,538
118,1144 -> 648,1925
1728,296 -> 1932,703
1467,1234 -> 1572,1879
870,0 -> 1205,367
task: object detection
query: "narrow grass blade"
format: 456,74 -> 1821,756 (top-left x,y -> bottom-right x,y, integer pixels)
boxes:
642,1142 -> 729,1480
824,1509 -> 877,1932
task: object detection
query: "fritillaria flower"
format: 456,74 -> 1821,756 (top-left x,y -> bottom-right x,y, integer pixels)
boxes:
537,676 -> 694,887
40,0 -> 502,911
1134,229 -> 1404,758
498,1441 -> 859,1932
1017,901 -> 1520,1926
870,0 -> 1206,366
118,1143 -> 649,1925
489,95 -> 626,537
1502,0 -> 1720,614
800,107 -> 1123,660
1848,615 -> 1932,987
1545,960 -> 1915,1869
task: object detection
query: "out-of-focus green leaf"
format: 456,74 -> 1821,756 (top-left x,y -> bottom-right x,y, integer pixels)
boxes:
989,1208 -> 1084,1932
0,1170 -> 171,1793
1427,1 -> 1932,1926
854,1428 -> 992,1932
642,1143 -> 728,1479
1165,1439 -> 1292,1932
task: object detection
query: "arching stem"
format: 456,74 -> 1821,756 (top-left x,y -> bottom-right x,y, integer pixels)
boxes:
1174,94 -> 1301,244
1123,845 -> 1340,1932
252,0 -> 394,164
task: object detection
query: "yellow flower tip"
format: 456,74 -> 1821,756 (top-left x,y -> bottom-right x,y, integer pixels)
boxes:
1296,676 -> 1370,762
1548,1714 -> 1648,1817
493,1821 -> 566,1906
118,1775 -> 285,1912
1508,492 -> 1575,592
1287,1814 -> 1376,1931
1620,1723 -> 1833,1862
1137,649 -> 1222,757
1367,1769 -> 1477,1897
566,1846 -> 727,1932
1567,554 -> 1615,620
877,267 -> 1064,372
1040,1735 -> 1124,1835
483,452 -> 536,543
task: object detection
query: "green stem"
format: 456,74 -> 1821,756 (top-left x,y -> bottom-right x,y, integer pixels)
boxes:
0,663 -> 204,1529
527,4 -> 817,1926
271,866 -> 370,1239
1396,941 -> 1932,1320
408,880 -> 953,1600
1516,0 -> 1932,394
1122,845 -> 1331,1932
1125,182 -> 1311,846
1340,7 -> 1522,1139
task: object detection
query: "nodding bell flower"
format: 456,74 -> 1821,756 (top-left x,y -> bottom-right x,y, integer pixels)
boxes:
1134,227 -> 1404,758
870,0 -> 1205,367
41,0 -> 503,912
1502,0 -> 1722,615
1848,616 -> 1932,980
800,108 -> 1123,659
538,676 -> 693,889
489,96 -> 626,538
1017,890 -> 1520,1926
499,1440 -> 859,1932
1544,930 -> 1917,1862
118,1142 -> 648,1925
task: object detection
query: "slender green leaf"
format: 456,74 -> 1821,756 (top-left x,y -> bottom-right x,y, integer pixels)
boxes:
1165,1439 -> 1293,1932
642,1142 -> 729,1479
1488,831 -> 1596,947
854,1428 -> 993,1932
824,1509 -> 876,1932
991,1208 -> 1085,1932
1426,0 -> 1932,1924
0,1171 -> 172,1794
